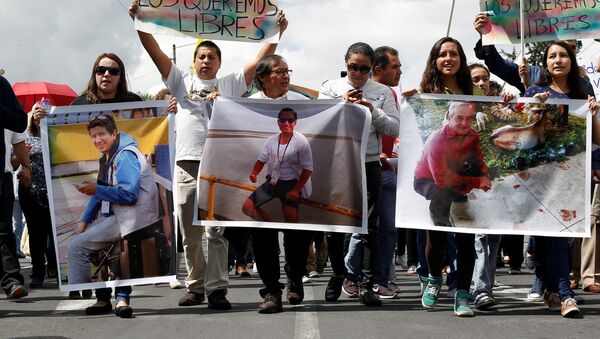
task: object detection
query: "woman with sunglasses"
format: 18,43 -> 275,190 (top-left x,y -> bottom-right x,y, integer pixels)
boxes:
523,41 -> 598,318
318,42 -> 400,307
70,52 -> 141,318
412,37 -> 485,318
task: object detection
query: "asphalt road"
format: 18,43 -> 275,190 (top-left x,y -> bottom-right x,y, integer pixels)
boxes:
3,250 -> 600,339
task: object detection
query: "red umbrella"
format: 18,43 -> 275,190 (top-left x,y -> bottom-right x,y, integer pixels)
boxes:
12,82 -> 78,112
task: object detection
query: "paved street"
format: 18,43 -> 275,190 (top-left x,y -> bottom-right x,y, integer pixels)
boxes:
3,250 -> 600,339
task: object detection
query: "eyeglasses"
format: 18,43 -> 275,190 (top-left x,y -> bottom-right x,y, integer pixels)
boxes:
347,64 -> 371,74
95,66 -> 121,76
90,114 -> 110,122
278,117 -> 296,124
271,69 -> 293,76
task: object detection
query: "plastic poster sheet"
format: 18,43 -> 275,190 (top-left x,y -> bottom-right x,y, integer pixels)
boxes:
396,93 -> 591,237
479,0 -> 600,45
195,97 -> 370,233
134,0 -> 280,43
42,101 -> 177,292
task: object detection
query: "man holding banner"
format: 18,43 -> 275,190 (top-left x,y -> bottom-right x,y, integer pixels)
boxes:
129,1 -> 288,310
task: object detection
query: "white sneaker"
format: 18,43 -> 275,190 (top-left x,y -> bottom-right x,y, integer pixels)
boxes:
170,280 -> 184,289
526,291 -> 543,302
302,275 -> 311,283
308,271 -> 319,278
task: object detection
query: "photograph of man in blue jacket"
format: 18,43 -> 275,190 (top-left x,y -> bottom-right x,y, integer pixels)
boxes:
67,114 -> 160,288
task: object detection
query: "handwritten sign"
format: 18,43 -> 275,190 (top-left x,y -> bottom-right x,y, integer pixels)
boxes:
480,0 -> 600,45
134,0 -> 280,43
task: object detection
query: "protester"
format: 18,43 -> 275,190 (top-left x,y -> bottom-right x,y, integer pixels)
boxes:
130,1 -> 288,310
68,53 -> 148,318
472,12 -> 594,95
411,37 -> 485,317
523,40 -> 597,318
17,110 -> 57,288
0,74 -> 28,299
319,42 -> 400,306
240,55 -> 312,313
467,63 -> 503,310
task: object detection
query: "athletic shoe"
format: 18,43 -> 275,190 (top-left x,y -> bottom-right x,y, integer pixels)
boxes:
560,297 -> 580,318
302,275 -> 311,283
454,290 -> 475,317
373,284 -> 399,299
308,271 -> 319,278
358,286 -> 382,306
543,291 -> 561,311
7,284 -> 28,299
421,276 -> 443,309
526,290 -> 544,302
418,274 -> 428,296
342,278 -> 359,298
474,293 -> 497,310
388,282 -> 401,294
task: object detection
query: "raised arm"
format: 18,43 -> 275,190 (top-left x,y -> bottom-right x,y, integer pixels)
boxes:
242,10 -> 288,87
130,1 -> 172,80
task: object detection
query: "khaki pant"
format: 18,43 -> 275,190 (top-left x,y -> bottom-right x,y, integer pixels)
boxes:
176,160 -> 228,295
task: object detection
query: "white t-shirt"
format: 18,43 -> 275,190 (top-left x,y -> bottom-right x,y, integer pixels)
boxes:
249,90 -> 308,100
258,131 -> 313,197
165,64 -> 247,161
4,129 -> 27,173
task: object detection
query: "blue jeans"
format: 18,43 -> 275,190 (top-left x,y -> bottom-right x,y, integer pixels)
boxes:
375,170 -> 398,285
416,230 -> 457,290
96,286 -> 132,304
533,236 -> 572,300
472,234 -> 501,297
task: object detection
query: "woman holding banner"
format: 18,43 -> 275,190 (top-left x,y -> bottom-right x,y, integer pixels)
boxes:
413,37 -> 485,318
523,40 -> 597,318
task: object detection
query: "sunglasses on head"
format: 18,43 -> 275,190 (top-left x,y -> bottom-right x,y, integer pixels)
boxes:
347,64 -> 371,74
278,117 -> 296,124
90,114 -> 110,122
95,66 -> 121,76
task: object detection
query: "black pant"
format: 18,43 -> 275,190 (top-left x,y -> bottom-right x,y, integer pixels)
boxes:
225,227 -> 252,267
419,179 -> 475,292
326,162 -> 381,287
251,228 -> 310,296
18,187 -> 57,280
500,235 -> 524,269
0,173 -> 24,292
406,228 -> 419,266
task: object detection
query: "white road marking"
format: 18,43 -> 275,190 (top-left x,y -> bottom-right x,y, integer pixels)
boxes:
294,284 -> 321,339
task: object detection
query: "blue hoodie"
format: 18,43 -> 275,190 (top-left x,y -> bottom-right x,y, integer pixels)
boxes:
81,132 -> 141,224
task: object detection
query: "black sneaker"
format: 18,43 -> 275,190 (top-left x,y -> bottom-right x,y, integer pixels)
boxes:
82,290 -> 93,299
178,291 -> 205,306
258,292 -> 283,314
7,284 -> 28,299
207,289 -> 232,310
358,286 -> 382,306
325,276 -> 343,302
287,279 -> 304,305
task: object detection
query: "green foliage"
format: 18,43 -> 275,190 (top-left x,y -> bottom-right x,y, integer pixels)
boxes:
136,92 -> 155,101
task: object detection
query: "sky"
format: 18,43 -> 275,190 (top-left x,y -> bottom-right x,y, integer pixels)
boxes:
1,0 -> 599,98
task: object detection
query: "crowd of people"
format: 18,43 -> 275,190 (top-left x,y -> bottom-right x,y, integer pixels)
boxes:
1,3 -> 600,321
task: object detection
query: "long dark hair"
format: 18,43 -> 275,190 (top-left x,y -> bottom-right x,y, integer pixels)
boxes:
536,41 -> 585,99
82,53 -> 129,103
420,37 -> 473,95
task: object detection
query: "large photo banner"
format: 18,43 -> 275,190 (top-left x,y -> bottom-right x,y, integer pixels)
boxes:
134,0 -> 280,42
42,101 -> 177,292
479,0 -> 600,45
396,93 -> 591,237
195,97 -> 370,233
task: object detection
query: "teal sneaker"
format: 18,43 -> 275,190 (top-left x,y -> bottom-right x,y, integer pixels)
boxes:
421,276 -> 443,309
454,290 -> 475,317
418,275 -> 429,296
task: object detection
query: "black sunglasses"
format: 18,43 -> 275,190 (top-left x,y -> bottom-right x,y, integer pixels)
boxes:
95,66 -> 121,76
278,117 -> 296,124
347,64 -> 371,74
